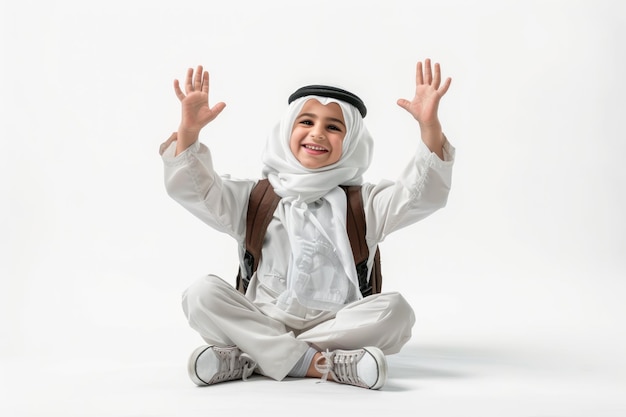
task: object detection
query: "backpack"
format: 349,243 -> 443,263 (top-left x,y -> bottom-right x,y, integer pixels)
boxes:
236,179 -> 382,297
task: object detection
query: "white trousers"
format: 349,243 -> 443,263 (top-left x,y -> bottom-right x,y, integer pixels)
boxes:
182,274 -> 416,381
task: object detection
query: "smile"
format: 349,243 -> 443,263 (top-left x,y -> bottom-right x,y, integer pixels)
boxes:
303,144 -> 328,152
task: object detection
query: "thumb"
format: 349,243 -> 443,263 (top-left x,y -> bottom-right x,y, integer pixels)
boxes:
212,101 -> 226,114
396,98 -> 411,111
210,102 -> 227,120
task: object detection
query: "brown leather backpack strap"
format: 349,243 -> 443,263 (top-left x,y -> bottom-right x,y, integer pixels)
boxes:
343,185 -> 369,265
247,179 -> 280,271
236,179 -> 280,293
342,185 -> 382,296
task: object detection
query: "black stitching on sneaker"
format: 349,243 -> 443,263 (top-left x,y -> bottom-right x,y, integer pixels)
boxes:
363,348 -> 380,388
195,346 -> 212,385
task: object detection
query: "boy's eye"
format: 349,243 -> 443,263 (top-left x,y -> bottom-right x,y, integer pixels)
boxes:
328,125 -> 342,132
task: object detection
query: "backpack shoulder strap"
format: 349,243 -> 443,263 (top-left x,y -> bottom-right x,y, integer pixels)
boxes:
341,185 -> 382,296
236,178 -> 280,294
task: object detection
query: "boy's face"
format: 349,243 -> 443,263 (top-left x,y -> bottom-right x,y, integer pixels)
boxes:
290,99 -> 346,169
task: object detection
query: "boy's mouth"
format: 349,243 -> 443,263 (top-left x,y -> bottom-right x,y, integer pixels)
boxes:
303,144 -> 328,154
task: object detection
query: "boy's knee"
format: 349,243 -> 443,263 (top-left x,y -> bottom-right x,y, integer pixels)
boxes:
376,292 -> 415,353
367,292 -> 413,319
381,292 -> 415,327
182,274 -> 229,320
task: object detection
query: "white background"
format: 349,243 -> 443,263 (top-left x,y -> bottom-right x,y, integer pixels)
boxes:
1,0 -> 625,416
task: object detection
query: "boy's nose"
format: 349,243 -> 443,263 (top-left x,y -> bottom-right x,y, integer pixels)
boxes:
310,130 -> 326,140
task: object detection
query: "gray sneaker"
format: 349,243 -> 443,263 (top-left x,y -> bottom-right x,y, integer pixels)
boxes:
188,345 -> 257,386
314,346 -> 387,389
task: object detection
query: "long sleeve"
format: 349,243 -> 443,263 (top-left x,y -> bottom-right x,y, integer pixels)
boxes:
161,140 -> 254,241
362,137 -> 455,244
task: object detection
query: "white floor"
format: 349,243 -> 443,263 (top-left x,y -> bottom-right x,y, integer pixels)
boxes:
2,336 -> 625,417
2,260 -> 626,417
3,239 -> 625,417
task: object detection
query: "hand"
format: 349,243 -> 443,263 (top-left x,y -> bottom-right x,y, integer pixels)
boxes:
173,65 -> 226,154
397,59 -> 451,128
174,65 -> 226,132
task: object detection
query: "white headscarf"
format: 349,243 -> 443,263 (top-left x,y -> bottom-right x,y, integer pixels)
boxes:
261,95 -> 374,312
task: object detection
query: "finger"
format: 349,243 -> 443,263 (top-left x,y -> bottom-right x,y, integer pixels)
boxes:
194,65 -> 203,91
396,98 -> 411,111
424,58 -> 432,85
415,61 -> 424,85
210,102 -> 227,120
173,79 -> 186,101
202,70 -> 209,94
432,62 -> 442,89
184,67 -> 193,94
439,77 -> 452,96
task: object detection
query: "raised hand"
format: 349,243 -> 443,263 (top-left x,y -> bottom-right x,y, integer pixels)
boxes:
173,65 -> 226,154
397,59 -> 451,128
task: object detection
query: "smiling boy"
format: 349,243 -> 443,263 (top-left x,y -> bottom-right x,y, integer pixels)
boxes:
160,60 -> 454,390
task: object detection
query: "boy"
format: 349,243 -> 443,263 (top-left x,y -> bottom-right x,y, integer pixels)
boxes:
160,60 -> 454,389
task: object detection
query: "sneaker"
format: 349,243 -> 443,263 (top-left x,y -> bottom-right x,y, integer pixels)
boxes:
314,346 -> 387,390
187,345 -> 257,386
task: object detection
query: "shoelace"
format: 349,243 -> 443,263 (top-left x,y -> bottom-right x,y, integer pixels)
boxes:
240,353 -> 257,381
314,350 -> 336,383
314,349 -> 366,387
213,349 -> 257,383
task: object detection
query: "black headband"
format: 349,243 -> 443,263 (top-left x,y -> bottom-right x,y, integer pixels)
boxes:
288,85 -> 367,118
